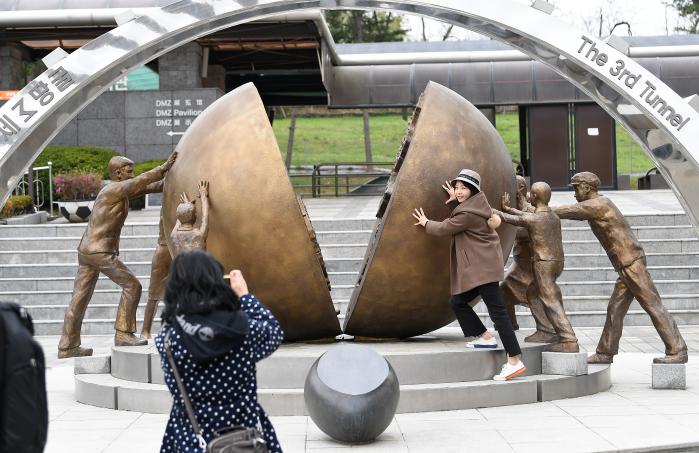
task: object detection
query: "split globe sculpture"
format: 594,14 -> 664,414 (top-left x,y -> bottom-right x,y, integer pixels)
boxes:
49,81 -> 689,363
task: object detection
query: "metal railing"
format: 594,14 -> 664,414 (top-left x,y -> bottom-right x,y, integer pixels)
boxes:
289,162 -> 394,197
13,162 -> 54,211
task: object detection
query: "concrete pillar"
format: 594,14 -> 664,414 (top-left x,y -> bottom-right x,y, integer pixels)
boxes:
202,64 -> 226,92
0,43 -> 28,90
158,42 -> 203,90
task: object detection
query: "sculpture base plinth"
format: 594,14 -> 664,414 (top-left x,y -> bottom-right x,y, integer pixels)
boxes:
652,363 -> 686,390
74,355 -> 111,375
542,351 -> 588,376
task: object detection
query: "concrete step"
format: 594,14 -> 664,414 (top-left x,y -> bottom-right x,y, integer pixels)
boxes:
474,294 -> 699,313
0,245 -> 371,264
315,230 -> 372,244
319,244 -> 369,259
561,225 -> 697,241
308,219 -> 377,231
0,262 -> 153,278
0,271 -> 355,292
562,238 -> 699,254
560,213 -> 688,227
478,309 -> 699,329
0,223 -> 157,238
24,302 -> 162,320
0,249 -> 155,265
326,271 -> 359,286
558,266 -> 699,282
561,252 -> 699,267
73,338 -> 609,415
34,317 -> 161,335
557,279 -> 699,297
324,258 -> 363,272
0,235 -> 158,251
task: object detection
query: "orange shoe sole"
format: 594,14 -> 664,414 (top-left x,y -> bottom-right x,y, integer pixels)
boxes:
505,366 -> 527,380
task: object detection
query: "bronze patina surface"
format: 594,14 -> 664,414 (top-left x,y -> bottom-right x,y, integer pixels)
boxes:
343,82 -> 517,339
554,172 -> 688,363
497,182 -> 579,353
161,83 -> 340,341
170,180 -> 210,255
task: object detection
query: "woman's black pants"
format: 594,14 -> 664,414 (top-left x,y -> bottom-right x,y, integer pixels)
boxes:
450,282 -> 522,357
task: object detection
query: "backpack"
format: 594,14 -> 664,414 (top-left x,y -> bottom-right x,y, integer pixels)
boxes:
0,301 -> 48,453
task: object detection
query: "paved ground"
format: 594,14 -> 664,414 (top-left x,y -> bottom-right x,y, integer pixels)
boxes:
40,326 -> 699,453
35,190 -> 699,451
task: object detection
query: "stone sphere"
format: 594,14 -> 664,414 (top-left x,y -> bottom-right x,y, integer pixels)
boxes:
304,344 -> 399,443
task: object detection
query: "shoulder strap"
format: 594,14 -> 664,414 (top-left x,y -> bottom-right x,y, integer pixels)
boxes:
165,329 -> 207,451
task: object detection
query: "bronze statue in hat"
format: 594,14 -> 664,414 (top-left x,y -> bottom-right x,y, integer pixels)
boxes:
554,171 -> 687,364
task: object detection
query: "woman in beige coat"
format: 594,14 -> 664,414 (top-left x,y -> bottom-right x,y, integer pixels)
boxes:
413,169 -> 526,381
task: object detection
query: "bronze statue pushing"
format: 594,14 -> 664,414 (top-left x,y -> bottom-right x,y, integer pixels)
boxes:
495,181 -> 579,353
140,217 -> 171,340
170,180 -> 210,255
58,152 -> 177,358
554,172 -> 688,364
499,176 -> 556,342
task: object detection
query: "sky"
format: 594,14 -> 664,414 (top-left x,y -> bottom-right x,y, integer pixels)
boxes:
404,0 -> 683,41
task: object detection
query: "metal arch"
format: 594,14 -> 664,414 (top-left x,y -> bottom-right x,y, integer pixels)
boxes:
1,0 -> 699,227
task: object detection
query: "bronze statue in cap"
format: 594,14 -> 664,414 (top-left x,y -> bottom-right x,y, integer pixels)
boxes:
554,171 -> 687,364
58,152 -> 177,358
494,181 -> 579,352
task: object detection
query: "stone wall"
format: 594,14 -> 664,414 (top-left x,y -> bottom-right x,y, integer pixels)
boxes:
50,88 -> 222,162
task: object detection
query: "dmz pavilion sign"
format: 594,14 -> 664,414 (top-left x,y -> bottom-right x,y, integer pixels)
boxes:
577,35 -> 693,132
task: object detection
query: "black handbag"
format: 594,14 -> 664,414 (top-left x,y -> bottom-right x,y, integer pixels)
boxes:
165,330 -> 268,453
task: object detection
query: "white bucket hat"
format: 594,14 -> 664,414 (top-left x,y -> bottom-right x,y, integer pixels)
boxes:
451,168 -> 481,192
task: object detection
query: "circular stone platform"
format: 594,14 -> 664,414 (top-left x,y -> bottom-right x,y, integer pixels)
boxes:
74,329 -> 611,415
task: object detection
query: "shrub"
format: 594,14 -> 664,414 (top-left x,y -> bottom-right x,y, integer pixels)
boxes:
54,172 -> 102,201
28,146 -> 119,211
1,195 -> 34,218
130,159 -> 166,211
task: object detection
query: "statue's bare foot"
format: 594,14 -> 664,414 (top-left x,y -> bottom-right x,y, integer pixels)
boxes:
140,331 -> 152,341
524,331 -> 558,343
115,331 -> 148,347
587,352 -> 613,364
653,350 -> 688,364
548,341 -> 580,353
58,346 -> 93,359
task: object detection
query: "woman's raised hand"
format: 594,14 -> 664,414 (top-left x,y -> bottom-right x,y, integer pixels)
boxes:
228,270 -> 249,298
412,207 -> 429,227
442,180 -> 456,204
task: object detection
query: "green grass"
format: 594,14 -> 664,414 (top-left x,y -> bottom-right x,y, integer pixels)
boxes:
272,112 -> 656,175
273,114 -> 407,166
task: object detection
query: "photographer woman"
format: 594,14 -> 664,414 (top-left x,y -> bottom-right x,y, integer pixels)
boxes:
155,250 -> 284,452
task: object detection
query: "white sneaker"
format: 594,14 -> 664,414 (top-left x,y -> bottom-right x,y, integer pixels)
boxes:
493,361 -> 527,381
466,337 -> 498,349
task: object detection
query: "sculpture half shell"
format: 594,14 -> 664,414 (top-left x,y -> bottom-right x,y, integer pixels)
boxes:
162,83 -> 341,341
343,82 -> 517,339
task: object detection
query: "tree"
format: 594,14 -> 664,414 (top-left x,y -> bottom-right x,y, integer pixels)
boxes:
578,0 -> 632,39
671,0 -> 699,33
325,10 -> 407,43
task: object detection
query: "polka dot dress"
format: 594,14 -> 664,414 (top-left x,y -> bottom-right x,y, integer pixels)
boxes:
155,294 -> 285,452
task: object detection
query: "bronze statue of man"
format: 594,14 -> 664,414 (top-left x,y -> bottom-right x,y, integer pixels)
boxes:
495,181 -> 579,353
140,215 -> 171,340
554,172 -> 688,364
58,152 -> 177,358
500,176 -> 556,342
170,180 -> 210,255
